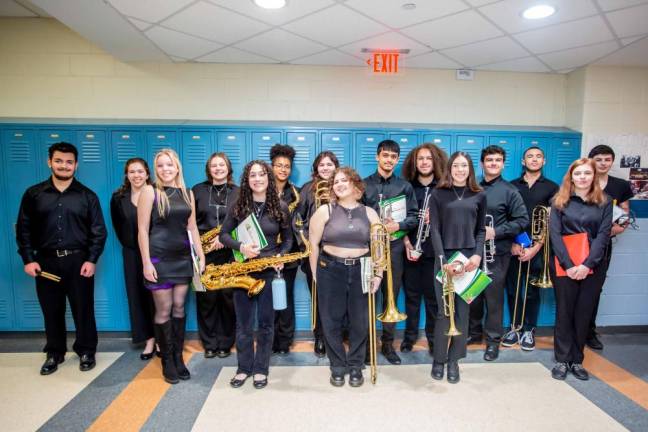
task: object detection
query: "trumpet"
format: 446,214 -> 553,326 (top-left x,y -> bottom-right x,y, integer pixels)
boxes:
482,214 -> 495,275
200,225 -> 222,254
310,179 -> 330,331
439,255 -> 463,337
530,206 -> 552,288
411,186 -> 431,260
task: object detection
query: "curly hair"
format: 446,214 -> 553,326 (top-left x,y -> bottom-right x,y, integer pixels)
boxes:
328,166 -> 365,202
234,160 -> 286,225
270,144 -> 296,163
115,157 -> 151,196
401,143 -> 448,182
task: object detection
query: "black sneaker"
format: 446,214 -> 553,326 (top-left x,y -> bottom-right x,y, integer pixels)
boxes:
349,369 -> 364,387
501,330 -> 519,347
381,346 -> 401,365
570,363 -> 589,381
586,334 -> 603,350
431,361 -> 444,380
483,344 -> 499,361
520,331 -> 535,351
551,362 -> 569,380
447,361 -> 460,384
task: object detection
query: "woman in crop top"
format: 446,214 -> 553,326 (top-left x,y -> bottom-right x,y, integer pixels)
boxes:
308,167 -> 381,387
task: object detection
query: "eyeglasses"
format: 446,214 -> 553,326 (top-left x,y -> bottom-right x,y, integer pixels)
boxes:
272,163 -> 291,170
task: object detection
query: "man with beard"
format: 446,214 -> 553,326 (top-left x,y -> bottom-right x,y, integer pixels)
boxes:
501,147 -> 559,351
16,142 -> 107,375
586,145 -> 634,350
362,139 -> 419,365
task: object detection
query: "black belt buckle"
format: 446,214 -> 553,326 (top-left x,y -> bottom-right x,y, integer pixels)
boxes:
56,249 -> 69,257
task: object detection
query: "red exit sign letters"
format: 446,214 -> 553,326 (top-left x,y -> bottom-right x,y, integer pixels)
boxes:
367,52 -> 400,74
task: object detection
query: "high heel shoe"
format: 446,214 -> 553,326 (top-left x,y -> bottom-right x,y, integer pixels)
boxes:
253,375 -> 268,389
140,351 -> 154,360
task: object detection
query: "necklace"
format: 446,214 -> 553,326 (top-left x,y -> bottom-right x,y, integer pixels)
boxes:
253,201 -> 265,219
340,203 -> 357,229
209,184 -> 228,225
452,186 -> 466,201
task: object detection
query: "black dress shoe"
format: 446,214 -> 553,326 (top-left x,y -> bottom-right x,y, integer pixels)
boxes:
40,355 -> 64,375
586,334 -> 603,350
314,338 -> 326,358
431,361 -> 444,380
382,347 -> 402,365
570,363 -> 590,381
230,374 -> 249,388
483,344 -> 499,361
551,362 -> 568,380
140,351 -> 154,361
330,372 -> 345,387
349,369 -> 364,387
215,349 -> 231,359
399,341 -> 413,353
204,349 -> 217,359
447,361 -> 460,384
79,354 -> 96,372
466,334 -> 482,345
253,376 -> 268,389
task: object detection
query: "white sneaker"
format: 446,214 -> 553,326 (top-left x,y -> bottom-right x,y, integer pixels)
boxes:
520,331 -> 535,351
501,330 -> 519,347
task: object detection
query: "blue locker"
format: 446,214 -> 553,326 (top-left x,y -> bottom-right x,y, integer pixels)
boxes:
389,133 -> 418,176
321,132 -> 351,166
146,130 -> 179,167
286,132 -> 316,187
355,132 -> 385,178
251,132 -> 281,159
422,133 -> 452,156
550,137 -> 580,184
456,135 -> 485,177
217,131 -> 246,183
489,136 -> 518,181
182,131 -> 213,189
111,131 -> 144,186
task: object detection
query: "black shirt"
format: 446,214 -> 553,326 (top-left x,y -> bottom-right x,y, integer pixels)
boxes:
480,176 -> 529,255
192,182 -> 239,234
429,187 -> 487,260
603,175 -> 634,205
550,196 -> 612,270
16,177 -> 107,264
407,178 -> 437,258
362,171 -> 419,235
295,179 -> 322,234
110,190 -> 139,250
510,174 -> 559,230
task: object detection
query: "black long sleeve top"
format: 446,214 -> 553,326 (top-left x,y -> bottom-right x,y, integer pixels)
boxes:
480,176 -> 529,255
429,187 -> 487,260
192,182 -> 239,234
407,178 -> 437,258
362,171 -> 419,234
510,175 -> 559,230
16,177 -> 107,264
550,196 -> 613,270
219,201 -> 293,258
295,179 -> 318,234
110,190 -> 138,250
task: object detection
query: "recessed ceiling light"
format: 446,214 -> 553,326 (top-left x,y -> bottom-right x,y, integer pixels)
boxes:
522,5 -> 556,20
253,0 -> 286,10
402,3 -> 416,10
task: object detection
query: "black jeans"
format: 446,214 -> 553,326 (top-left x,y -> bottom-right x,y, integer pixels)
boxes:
504,255 -> 542,332
273,266 -> 298,350
402,255 -> 437,345
317,254 -> 368,374
588,243 -> 613,337
380,239 -> 405,347
35,252 -> 97,357
233,270 -> 275,376
122,247 -> 155,344
469,253 -> 512,345
301,261 -> 323,339
554,267 -> 606,363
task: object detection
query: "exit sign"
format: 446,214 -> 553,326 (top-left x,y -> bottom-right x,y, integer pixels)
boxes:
367,52 -> 400,74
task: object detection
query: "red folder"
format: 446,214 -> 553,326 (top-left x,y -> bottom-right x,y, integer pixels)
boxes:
554,232 -> 593,277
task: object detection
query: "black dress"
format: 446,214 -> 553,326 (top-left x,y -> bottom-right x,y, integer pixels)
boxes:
146,187 -> 193,290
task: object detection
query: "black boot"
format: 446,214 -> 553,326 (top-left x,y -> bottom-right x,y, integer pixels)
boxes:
154,321 -> 179,384
172,316 -> 190,380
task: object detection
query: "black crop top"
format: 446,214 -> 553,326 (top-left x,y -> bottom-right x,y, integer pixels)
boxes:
322,203 -> 370,249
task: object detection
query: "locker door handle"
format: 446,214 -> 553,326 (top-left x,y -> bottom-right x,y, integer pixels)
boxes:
499,140 -> 506,144
467,139 -> 474,144
192,135 -> 200,140
367,137 -> 374,142
332,137 -> 340,142
227,135 -> 236,140
531,141 -> 538,144
297,136 -> 306,141
400,138 -> 408,143
262,136 -> 271,141
122,134 -> 130,139
433,139 -> 441,143
562,141 -> 569,145
14,133 -> 23,137
86,134 -> 95,139
50,134 -> 60,138
157,135 -> 166,140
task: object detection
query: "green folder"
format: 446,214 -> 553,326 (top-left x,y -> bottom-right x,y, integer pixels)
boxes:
232,213 -> 268,263
435,251 -> 492,304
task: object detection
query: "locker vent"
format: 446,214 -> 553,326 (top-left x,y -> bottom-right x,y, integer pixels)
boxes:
22,300 -> 42,320
116,142 -> 137,162
0,300 -> 7,321
221,142 -> 243,163
9,142 -> 30,162
81,143 -> 101,163
184,143 -> 207,164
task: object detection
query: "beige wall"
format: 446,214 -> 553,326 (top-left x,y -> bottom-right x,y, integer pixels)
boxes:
0,18 -> 568,126
565,67 -> 586,132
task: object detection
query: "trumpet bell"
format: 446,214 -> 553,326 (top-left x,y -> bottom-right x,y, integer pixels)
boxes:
377,308 -> 407,323
445,327 -> 462,337
531,274 -> 553,289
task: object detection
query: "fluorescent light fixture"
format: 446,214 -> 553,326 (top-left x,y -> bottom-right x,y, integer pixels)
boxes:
522,4 -> 556,20
253,0 -> 287,9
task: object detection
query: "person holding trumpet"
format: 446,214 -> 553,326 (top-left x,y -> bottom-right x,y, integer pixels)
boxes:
192,152 -> 239,359
428,152 -> 487,383
308,167 -> 381,387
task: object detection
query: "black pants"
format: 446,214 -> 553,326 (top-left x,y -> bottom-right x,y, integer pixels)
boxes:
554,267 -> 606,363
380,239 -> 405,346
233,270 -> 274,376
122,247 -> 155,344
402,255 -> 437,345
301,261 -> 323,339
433,249 -> 471,363
196,252 -> 236,352
588,243 -> 613,337
35,252 -> 97,357
504,255 -> 542,332
469,253 -> 511,345
317,255 -> 368,374
273,266 -> 298,351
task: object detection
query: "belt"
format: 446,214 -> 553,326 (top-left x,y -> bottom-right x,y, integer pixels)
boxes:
39,249 -> 84,258
321,252 -> 367,266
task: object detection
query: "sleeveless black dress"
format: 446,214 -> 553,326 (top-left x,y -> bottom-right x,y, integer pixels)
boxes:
146,187 -> 193,290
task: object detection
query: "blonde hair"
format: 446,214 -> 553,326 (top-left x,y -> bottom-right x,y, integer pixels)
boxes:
153,149 -> 191,217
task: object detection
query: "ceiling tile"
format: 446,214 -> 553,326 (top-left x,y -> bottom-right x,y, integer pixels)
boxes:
515,16 -> 615,54
401,10 -> 503,49
622,35 -> 646,44
170,55 -> 187,62
479,0 -> 598,34
595,37 -> 648,66
0,0 -> 37,16
339,32 -> 430,58
606,3 -> 648,38
291,49 -> 363,66
283,5 -> 388,47
107,0 -> 194,23
234,29 -> 328,62
207,0 -> 335,26
539,41 -> 619,70
441,36 -> 529,67
464,0 -> 501,6
128,17 -> 153,31
197,47 -> 279,63
476,56 -> 550,73
597,0 -> 648,12
344,0 -> 468,29
405,52 -> 462,69
145,26 -> 223,59
161,1 -> 270,44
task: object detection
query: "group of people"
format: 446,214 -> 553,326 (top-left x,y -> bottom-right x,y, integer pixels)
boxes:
15,139 -> 632,388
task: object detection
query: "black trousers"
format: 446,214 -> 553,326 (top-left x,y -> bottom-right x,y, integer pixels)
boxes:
588,243 -> 613,337
433,249 -> 471,363
554,267 -> 606,363
469,253 -> 511,345
233,270 -> 274,376
273,266 -> 298,351
196,252 -> 236,351
121,247 -> 155,344
301,261 -> 323,339
380,239 -> 405,346
317,255 -> 368,374
35,252 -> 97,357
504,255 -> 542,332
402,255 -> 437,345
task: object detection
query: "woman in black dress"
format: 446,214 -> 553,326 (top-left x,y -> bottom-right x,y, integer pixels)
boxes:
192,153 -> 238,359
220,160 -> 293,389
429,152 -> 486,384
138,149 -> 205,384
110,158 -> 156,360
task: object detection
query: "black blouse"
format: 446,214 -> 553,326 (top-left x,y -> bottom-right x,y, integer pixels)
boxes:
110,190 -> 138,249
192,182 -> 239,234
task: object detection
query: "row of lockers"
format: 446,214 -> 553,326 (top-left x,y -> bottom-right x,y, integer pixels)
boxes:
0,123 -> 581,331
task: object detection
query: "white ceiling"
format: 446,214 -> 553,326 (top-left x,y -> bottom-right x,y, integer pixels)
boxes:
5,0 -> 648,73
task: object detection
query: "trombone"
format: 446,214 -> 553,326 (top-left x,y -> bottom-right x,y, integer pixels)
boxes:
310,179 -> 331,331
482,214 -> 495,275
530,206 -> 552,288
439,255 -> 463,337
